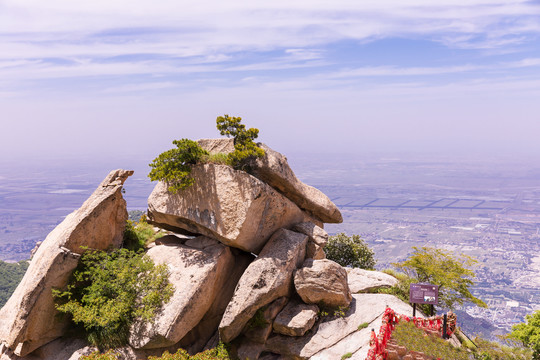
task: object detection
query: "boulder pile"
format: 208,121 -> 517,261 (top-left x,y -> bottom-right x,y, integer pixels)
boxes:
0,142 -> 416,360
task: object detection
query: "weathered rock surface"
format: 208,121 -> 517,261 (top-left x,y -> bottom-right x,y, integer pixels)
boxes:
311,294 -> 421,360
243,297 -> 289,344
178,249 -> 253,354
294,259 -> 352,308
266,294 -> 417,359
346,268 -> 398,293
219,229 -> 308,343
292,222 -> 328,260
0,169 -> 132,357
197,138 -> 235,154
273,300 -> 318,337
129,237 -> 235,349
147,164 -> 313,254
236,340 -> 266,360
249,143 -> 343,224
197,139 -> 342,224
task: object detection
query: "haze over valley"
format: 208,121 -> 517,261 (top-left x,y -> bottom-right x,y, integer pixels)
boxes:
1,153 -> 539,341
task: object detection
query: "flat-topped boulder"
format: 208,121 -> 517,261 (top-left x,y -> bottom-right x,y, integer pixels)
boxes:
197,139 -> 342,224
129,237 -> 235,349
346,268 -> 399,293
0,169 -> 132,357
147,164 -> 313,254
219,229 -> 308,343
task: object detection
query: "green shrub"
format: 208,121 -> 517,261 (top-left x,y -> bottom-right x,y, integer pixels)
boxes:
148,139 -> 209,193
123,216 -> 164,251
358,322 -> 369,330
216,114 -> 264,170
341,352 -> 352,359
508,310 -> 540,359
473,336 -> 532,360
148,116 -> 264,191
0,260 -> 29,308
148,342 -> 233,359
53,248 -> 173,350
324,233 -> 376,269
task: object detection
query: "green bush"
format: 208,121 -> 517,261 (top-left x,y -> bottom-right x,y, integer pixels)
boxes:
0,260 -> 29,308
148,116 -> 264,192
324,233 -> 376,269
148,139 -> 209,193
216,114 -> 264,170
473,336 -> 532,360
508,310 -> 540,359
147,343 -> 233,359
53,248 -> 173,350
123,216 -> 164,251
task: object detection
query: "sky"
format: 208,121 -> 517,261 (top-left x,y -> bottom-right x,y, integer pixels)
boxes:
1,0 -> 540,164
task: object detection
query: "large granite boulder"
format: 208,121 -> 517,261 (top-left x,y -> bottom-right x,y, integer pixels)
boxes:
197,139 -> 342,224
147,164 -> 313,254
294,259 -> 352,308
249,143 -> 342,224
219,229 -> 308,343
346,268 -> 399,293
0,169 -> 132,357
177,247 -> 253,355
129,237 -> 237,349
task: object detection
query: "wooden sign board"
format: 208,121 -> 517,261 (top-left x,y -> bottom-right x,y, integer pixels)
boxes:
409,283 -> 439,305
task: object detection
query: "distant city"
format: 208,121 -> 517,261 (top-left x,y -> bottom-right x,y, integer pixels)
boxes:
1,153 -> 539,341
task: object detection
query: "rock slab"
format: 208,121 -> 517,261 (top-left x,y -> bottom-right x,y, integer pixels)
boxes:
197,139 -> 342,224
147,164 -> 312,254
273,300 -> 318,337
129,237 -> 234,349
249,143 -> 343,224
294,259 -> 352,308
346,268 -> 399,293
219,229 -> 308,343
0,169 -> 132,357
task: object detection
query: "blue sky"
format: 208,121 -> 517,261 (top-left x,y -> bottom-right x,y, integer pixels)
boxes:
1,0 -> 540,162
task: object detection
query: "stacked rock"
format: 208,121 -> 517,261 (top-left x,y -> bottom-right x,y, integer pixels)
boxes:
0,140 -> 412,360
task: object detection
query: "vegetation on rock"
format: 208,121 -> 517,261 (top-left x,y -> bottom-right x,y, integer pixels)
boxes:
472,336 -> 532,360
508,310 -> 540,359
148,139 -> 209,193
81,343 -> 233,360
148,115 -> 264,192
123,215 -> 164,251
392,246 -> 487,310
0,259 -> 29,308
216,114 -> 265,170
53,248 -> 173,350
147,343 -> 233,359
324,233 -> 376,269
